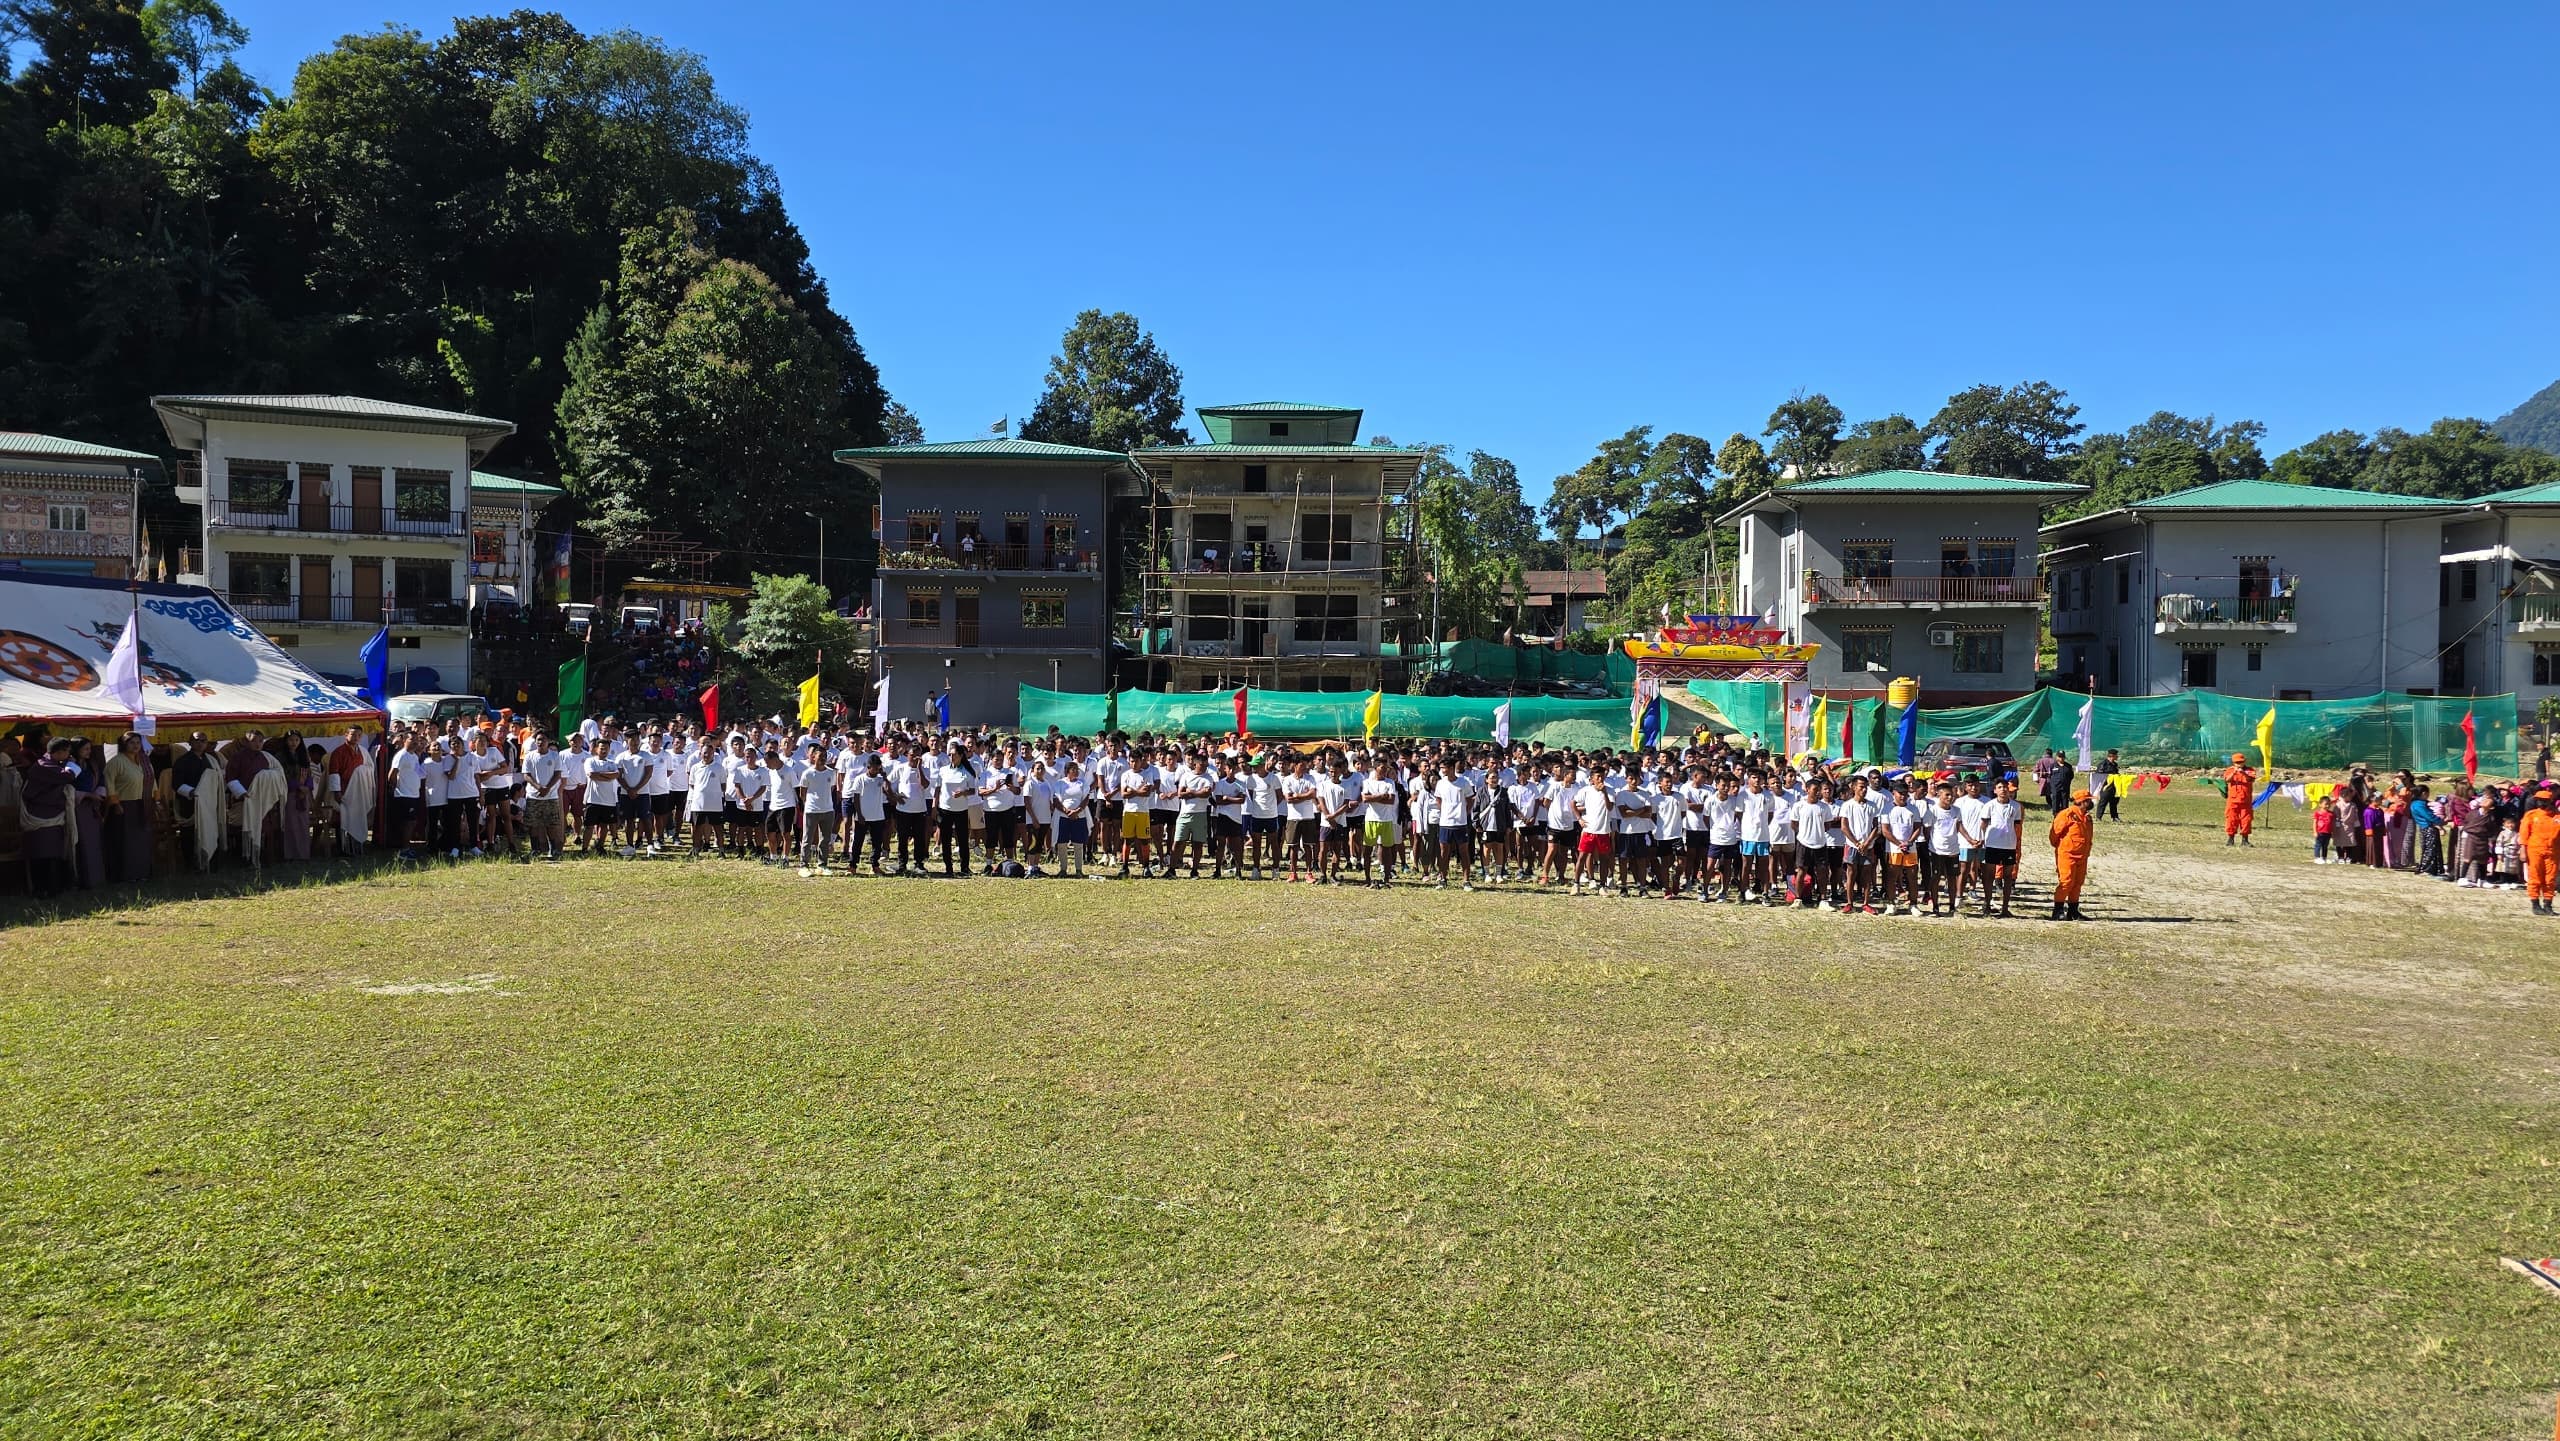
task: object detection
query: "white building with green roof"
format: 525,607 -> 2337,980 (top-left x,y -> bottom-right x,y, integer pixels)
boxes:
1722,470 -> 2086,702
1132,403 -> 1426,694
2040,479 -> 2464,701
153,393 -> 516,691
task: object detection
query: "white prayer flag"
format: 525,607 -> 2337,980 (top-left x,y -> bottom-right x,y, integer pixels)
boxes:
1491,700 -> 1511,748
2073,693 -> 2095,771
102,611 -> 145,721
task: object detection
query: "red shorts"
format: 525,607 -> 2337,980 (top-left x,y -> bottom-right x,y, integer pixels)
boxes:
1577,832 -> 1612,856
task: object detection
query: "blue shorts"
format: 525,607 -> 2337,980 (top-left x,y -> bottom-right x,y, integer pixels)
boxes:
1437,823 -> 1470,847
1959,846 -> 1982,864
1056,817 -> 1090,844
1741,840 -> 1770,857
1614,832 -> 1652,857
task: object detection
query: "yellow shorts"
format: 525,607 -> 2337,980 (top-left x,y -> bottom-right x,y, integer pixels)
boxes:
1120,810 -> 1152,840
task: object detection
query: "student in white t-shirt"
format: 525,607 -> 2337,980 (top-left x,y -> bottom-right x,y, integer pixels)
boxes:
1981,776 -> 2026,916
1835,774 -> 1882,914
797,748 -> 839,870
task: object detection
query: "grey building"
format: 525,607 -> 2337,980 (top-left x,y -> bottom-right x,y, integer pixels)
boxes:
2040,478 -> 2459,699
2437,479 -> 2560,723
1724,470 -> 2085,702
835,438 -> 1145,727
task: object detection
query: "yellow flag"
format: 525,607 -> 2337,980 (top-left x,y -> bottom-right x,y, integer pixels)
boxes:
798,673 -> 821,728
2254,705 -> 2276,774
1361,690 -> 1383,740
1808,695 -> 1829,759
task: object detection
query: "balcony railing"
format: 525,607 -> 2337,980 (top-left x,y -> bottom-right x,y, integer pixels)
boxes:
206,497 -> 466,537
1805,571 -> 2045,606
2154,583 -> 2299,631
1160,540 -> 1375,575
2513,594 -> 2560,631
223,592 -> 467,627
879,544 -> 1098,573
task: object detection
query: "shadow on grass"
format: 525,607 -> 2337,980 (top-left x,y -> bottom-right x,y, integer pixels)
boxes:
1,853 -> 462,928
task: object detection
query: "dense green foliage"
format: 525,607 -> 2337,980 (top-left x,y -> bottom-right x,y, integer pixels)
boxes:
1017,309 -> 1190,452
2266,417 -> 2560,500
0,0 -> 896,571
2493,377 -> 2560,456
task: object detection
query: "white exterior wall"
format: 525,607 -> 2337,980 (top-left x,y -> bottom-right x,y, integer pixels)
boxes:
2491,509 -> 2560,723
190,418 -> 474,691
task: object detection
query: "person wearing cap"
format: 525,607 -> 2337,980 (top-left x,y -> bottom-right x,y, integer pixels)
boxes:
2222,752 -> 2257,846
2049,786 -> 2095,921
2522,787 -> 2559,917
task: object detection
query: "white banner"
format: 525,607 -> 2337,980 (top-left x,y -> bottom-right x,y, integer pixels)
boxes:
1782,681 -> 1812,758
0,572 -> 375,733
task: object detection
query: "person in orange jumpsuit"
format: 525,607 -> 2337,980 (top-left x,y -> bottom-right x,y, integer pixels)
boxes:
2222,753 -> 2257,846
2050,787 -> 2094,921
2522,789 -> 2559,917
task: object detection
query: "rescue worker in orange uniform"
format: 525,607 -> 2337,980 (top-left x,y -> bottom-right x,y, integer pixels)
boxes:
2222,753 -> 2257,846
2522,788 -> 2559,918
2050,787 -> 2094,921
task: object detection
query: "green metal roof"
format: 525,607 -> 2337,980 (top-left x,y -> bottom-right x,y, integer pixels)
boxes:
2481,480 -> 2560,506
832,438 -> 1137,464
1778,469 -> 2088,497
1139,443 -> 1423,458
152,393 -> 515,433
469,470 -> 563,497
1196,402 -> 1361,415
2129,479 -> 2454,510
0,432 -> 160,463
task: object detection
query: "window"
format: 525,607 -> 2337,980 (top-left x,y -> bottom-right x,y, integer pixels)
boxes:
45,503 -> 87,532
2535,647 -> 2560,688
230,553 -> 287,601
2237,557 -> 2270,601
1841,542 -> 1893,583
1042,518 -> 1076,565
1186,594 -> 1233,642
393,558 -> 450,603
1268,421 -> 1290,438
394,469 -> 451,525
904,513 -> 940,549
2245,645 -> 2263,672
1298,514 -> 1354,566
1243,464 -> 1268,493
1974,541 -> 2017,579
2460,564 -> 2478,602
2440,648 -> 2466,693
1953,628 -> 2005,674
229,459 -> 288,513
2180,647 -> 2218,689
1839,628 -> 1892,672
2106,645 -> 2120,689
2115,562 -> 2130,604
904,589 -> 941,627
1294,593 -> 1358,644
1021,592 -> 1066,628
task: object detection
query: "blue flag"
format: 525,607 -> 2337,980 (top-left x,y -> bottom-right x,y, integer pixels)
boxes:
936,689 -> 950,732
358,624 -> 390,708
1897,698 -> 1919,767
1638,696 -> 1663,749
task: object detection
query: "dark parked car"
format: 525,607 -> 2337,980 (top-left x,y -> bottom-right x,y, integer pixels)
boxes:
1913,736 -> 2018,781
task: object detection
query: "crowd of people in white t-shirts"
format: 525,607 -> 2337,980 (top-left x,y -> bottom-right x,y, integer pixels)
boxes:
358,712 -> 2096,918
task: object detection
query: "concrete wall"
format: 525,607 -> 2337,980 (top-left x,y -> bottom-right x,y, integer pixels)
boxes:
887,652 -> 1107,729
2490,509 -> 2560,722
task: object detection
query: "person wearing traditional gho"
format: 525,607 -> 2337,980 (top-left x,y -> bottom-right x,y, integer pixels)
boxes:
225,729 -> 286,869
66,736 -> 107,890
19,737 -> 78,897
104,732 -> 155,882
2222,751 -> 2257,846
2049,786 -> 2095,922
170,732 -> 218,871
332,726 -> 376,855
280,739 -> 315,863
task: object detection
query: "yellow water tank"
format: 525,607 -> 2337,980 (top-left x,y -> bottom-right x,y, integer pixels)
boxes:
1887,676 -> 1921,710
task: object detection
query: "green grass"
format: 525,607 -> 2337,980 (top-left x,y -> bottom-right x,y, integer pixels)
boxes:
5,792 -> 2558,1438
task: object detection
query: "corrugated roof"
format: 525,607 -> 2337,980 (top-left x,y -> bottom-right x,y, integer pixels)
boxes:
2130,479 -> 2453,510
469,470 -> 563,496
152,394 -> 516,433
832,438 -> 1139,463
2482,479 -> 2560,506
0,432 -> 160,463
1777,469 -> 2088,497
1196,402 -> 1362,415
1138,443 -> 1424,458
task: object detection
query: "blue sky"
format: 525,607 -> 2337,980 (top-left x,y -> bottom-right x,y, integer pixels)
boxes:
229,1 -> 2558,496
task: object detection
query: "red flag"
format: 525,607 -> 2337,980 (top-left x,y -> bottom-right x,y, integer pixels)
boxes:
700,682 -> 720,732
1840,705 -> 1853,763
1233,686 -> 1248,738
2461,708 -> 2477,782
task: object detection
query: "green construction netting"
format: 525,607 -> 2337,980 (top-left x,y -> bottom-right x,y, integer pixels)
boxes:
1393,640 -> 1634,693
1683,682 -> 2521,775
1017,686 -> 1638,750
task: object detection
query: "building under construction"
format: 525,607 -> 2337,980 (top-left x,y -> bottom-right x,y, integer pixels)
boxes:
1133,403 -> 1427,693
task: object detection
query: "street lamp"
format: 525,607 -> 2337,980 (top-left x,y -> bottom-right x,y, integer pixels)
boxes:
799,507 -> 827,604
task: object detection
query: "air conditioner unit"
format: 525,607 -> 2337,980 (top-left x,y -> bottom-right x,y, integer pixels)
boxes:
1926,624 -> 1959,648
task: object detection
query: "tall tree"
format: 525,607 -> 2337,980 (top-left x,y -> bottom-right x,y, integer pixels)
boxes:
1763,391 -> 1844,481
2268,429 -> 2372,489
2356,418 -> 2560,499
1831,414 -> 1927,476
1017,309 -> 1189,451
3,0 -> 176,127
1715,433 -> 1773,495
138,0 -> 242,93
1924,381 -> 2083,482
1415,446 -> 1534,640
1541,426 -> 1653,562
554,211 -> 872,591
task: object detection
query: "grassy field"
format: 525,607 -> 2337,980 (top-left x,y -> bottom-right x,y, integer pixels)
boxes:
4,790 -> 2558,1438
